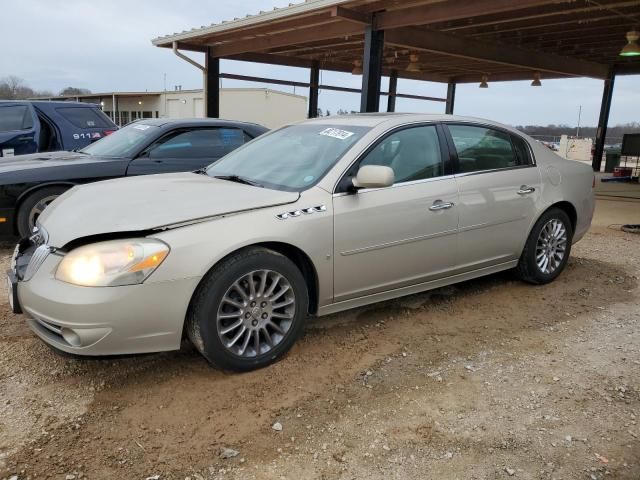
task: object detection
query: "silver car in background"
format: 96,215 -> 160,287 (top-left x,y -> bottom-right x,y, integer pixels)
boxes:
8,114 -> 595,371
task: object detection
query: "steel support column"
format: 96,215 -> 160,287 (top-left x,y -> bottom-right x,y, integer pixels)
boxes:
308,62 -> 320,118
360,24 -> 384,113
387,70 -> 398,113
592,69 -> 615,172
205,48 -> 220,118
445,82 -> 456,115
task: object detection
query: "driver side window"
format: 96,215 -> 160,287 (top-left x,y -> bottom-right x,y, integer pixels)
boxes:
359,125 -> 443,183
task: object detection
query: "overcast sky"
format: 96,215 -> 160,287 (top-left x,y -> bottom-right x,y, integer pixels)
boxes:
2,0 -> 638,127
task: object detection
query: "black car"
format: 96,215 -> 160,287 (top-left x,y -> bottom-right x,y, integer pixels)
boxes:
0,118 -> 268,237
0,100 -> 118,156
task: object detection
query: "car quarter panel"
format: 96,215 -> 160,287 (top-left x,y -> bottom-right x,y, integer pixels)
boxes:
148,186 -> 334,308
528,142 -> 595,243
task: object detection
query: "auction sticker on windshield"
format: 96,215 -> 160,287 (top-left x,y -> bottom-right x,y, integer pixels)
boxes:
319,128 -> 355,140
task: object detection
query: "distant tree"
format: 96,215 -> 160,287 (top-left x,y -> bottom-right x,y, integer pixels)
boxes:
316,108 -> 324,117
325,109 -> 332,117
34,90 -> 54,98
59,87 -> 92,96
0,76 -> 35,99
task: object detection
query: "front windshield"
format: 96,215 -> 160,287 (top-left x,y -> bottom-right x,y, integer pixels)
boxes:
206,124 -> 371,191
79,123 -> 160,157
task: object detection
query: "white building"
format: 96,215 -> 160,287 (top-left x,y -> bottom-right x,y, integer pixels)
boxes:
37,88 -> 308,129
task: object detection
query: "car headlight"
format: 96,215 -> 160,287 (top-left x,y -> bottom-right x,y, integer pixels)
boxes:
55,239 -> 169,287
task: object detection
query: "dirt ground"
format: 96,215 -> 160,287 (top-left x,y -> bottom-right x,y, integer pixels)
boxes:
1,199 -> 639,480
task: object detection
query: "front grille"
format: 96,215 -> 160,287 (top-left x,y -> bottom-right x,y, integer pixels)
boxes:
23,245 -> 51,281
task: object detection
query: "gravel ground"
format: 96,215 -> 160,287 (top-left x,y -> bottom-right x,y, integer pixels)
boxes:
1,199 -> 639,480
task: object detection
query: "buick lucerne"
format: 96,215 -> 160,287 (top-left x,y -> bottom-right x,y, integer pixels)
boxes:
8,114 -> 595,371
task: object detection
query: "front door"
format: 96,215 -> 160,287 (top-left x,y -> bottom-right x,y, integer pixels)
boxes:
333,124 -> 459,302
445,123 -> 542,271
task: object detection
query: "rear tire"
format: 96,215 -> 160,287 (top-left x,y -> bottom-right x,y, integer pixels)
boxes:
516,208 -> 573,285
16,186 -> 68,237
186,247 -> 309,372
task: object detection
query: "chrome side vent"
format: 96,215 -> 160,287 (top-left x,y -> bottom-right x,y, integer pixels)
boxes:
276,205 -> 326,220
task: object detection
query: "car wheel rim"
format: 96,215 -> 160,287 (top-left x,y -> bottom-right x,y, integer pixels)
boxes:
28,195 -> 58,232
216,270 -> 296,358
535,218 -> 568,275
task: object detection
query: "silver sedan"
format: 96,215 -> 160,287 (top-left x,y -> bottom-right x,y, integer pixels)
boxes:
8,114 -> 595,371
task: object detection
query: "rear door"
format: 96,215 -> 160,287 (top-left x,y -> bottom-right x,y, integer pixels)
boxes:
53,105 -> 117,151
127,127 -> 250,175
444,123 -> 542,271
0,103 -> 39,156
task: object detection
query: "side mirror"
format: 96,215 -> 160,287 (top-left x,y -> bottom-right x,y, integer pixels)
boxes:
352,165 -> 395,189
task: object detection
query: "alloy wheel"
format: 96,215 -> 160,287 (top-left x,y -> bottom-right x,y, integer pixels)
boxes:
535,218 -> 568,274
216,270 -> 296,358
28,195 -> 58,233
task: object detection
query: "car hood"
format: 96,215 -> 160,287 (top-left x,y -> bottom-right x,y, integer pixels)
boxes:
39,172 -> 300,247
0,150 -> 109,173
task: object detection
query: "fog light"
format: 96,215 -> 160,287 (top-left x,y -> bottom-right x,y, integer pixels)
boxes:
61,327 -> 81,347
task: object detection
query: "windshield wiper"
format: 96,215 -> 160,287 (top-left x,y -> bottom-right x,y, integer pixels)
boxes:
213,175 -> 264,188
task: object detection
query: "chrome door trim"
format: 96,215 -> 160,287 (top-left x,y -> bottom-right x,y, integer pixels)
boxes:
454,164 -> 536,178
332,173 -> 457,198
340,228 -> 458,257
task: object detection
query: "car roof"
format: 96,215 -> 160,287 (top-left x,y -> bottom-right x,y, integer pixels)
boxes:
0,100 -> 99,108
300,113 -> 520,133
130,118 -> 267,130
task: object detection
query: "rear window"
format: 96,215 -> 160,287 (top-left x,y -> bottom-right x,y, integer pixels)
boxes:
55,106 -> 113,129
0,105 -> 34,132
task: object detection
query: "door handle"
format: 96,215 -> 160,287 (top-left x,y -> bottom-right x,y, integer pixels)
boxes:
429,200 -> 455,211
517,185 -> 536,195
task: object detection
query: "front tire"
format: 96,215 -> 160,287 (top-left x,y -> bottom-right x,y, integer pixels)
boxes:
516,208 -> 573,285
186,247 -> 309,372
16,186 -> 68,237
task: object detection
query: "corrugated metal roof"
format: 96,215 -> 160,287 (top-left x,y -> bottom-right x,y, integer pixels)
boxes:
152,0 -> 350,46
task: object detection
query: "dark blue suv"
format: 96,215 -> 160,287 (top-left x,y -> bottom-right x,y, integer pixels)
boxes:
0,100 -> 117,157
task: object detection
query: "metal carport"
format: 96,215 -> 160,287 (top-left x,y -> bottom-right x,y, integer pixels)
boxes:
152,0 -> 640,171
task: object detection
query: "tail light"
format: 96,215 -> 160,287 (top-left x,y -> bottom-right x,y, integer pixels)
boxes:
103,130 -> 115,136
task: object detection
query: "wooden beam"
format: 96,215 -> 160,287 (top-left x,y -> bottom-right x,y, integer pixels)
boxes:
208,21 -> 363,57
228,52 -> 316,69
614,63 -> 640,75
376,0 -> 568,30
451,71 -> 570,83
385,27 -> 610,79
443,0 -> 640,32
330,6 -> 371,25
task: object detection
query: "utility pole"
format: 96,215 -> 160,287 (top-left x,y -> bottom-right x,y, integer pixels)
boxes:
576,105 -> 582,138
